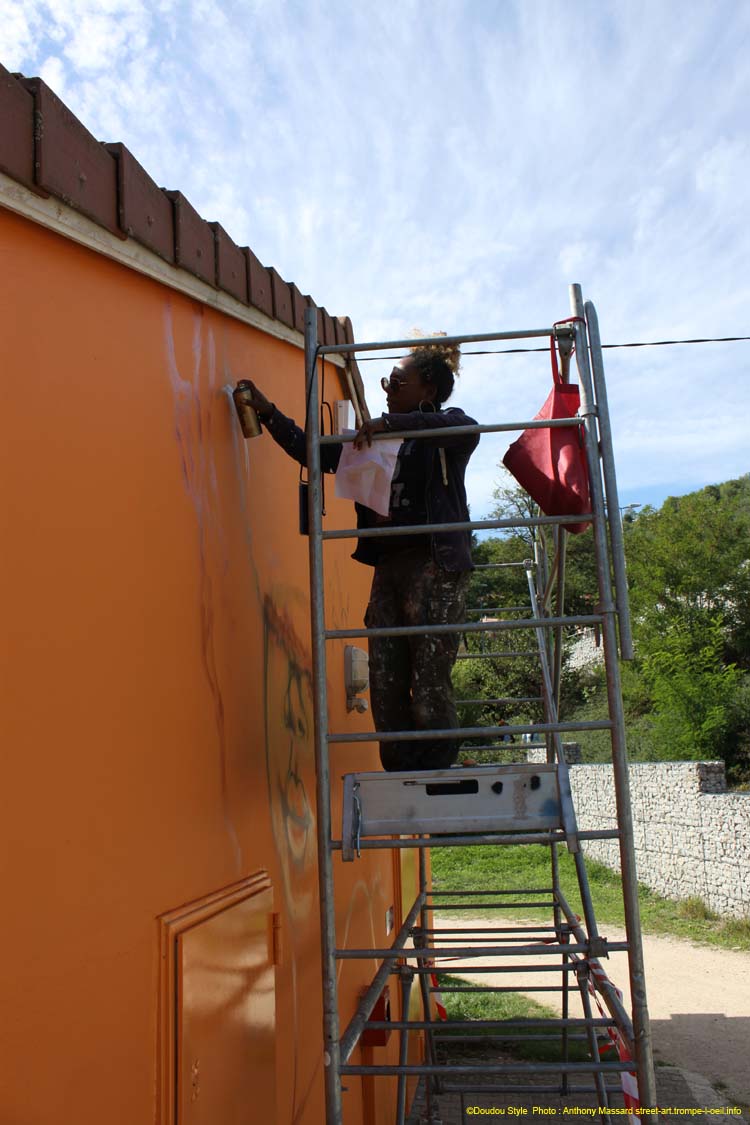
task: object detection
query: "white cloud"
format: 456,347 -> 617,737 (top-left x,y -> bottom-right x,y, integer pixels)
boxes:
2,7 -> 35,61
38,55 -> 67,96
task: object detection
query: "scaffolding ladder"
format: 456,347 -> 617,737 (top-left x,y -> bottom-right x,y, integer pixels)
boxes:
303,285 -> 657,1123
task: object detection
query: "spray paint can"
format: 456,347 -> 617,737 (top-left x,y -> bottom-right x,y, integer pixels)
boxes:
232,380 -> 263,439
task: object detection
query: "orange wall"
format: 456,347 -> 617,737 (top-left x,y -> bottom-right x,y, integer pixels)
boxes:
0,207 -> 417,1124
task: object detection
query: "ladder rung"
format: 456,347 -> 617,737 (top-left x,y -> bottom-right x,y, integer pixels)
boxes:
435,985 -> 565,993
422,926 -> 559,932
335,829 -> 617,847
339,1061 -> 634,1076
434,1033 -> 593,1043
364,1017 -> 614,1030
322,511 -> 593,541
429,889 -> 554,896
412,963 -> 578,974
318,324 -> 575,354
428,934 -> 565,944
326,613 -> 602,640
335,942 -> 626,959
439,1084 -> 624,1095
426,902 -> 555,910
329,719 -> 613,743
330,834 -> 567,851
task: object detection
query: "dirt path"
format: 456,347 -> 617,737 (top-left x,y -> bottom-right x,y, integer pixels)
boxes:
434,916 -> 750,1108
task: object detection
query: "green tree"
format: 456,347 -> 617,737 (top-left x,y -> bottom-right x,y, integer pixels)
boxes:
623,474 -> 750,781
640,616 -> 743,760
625,475 -> 750,668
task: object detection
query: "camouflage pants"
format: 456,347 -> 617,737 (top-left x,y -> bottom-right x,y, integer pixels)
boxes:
364,546 -> 470,771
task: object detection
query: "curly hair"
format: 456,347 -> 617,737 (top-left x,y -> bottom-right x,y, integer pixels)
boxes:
407,330 -> 460,407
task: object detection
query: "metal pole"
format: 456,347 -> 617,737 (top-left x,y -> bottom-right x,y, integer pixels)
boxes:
316,324 -> 576,356
553,529 -> 567,719
551,843 -> 570,1095
418,847 -> 441,1096
416,942 -> 441,1111
555,888 -> 635,1050
372,1018 -> 613,1030
328,718 -> 614,744
331,829 -> 621,852
320,416 -> 587,442
327,612 -> 603,639
585,300 -> 634,661
340,1061 -> 633,1077
576,963 -> 612,1120
569,847 -> 602,943
395,968 -> 414,1125
304,307 -> 343,1124
569,284 -> 657,1109
322,511 -> 594,540
336,941 -> 627,960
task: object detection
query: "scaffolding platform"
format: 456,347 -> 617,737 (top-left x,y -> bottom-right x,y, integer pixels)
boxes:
341,764 -> 562,856
302,285 -> 656,1123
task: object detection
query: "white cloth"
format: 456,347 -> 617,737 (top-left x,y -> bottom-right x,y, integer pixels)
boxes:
334,432 -> 402,517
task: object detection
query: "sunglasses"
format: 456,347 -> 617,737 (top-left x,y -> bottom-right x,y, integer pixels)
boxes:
380,371 -> 415,393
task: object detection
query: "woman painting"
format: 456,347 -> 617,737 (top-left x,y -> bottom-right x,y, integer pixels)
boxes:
242,339 -> 479,771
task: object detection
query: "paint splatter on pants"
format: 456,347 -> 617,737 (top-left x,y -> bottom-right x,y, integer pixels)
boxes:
364,546 -> 470,771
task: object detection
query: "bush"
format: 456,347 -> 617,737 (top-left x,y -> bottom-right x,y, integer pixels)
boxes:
642,617 -> 743,761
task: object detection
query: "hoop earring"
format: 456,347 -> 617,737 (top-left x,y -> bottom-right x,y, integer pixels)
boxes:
419,399 -> 436,413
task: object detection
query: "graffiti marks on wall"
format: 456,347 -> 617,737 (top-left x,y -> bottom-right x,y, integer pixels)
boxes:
163,302 -> 371,1123
163,301 -> 242,872
263,594 -> 320,1121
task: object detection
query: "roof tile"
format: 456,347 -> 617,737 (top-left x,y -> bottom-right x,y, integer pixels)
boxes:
164,190 -> 215,285
0,64 -> 39,192
314,303 -> 326,344
291,283 -> 307,332
19,76 -> 121,235
268,268 -> 293,328
211,222 -> 248,303
337,316 -> 355,345
105,142 -> 174,262
243,248 -> 273,318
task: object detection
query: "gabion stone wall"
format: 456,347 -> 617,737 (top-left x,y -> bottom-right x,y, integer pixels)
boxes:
527,754 -> 750,918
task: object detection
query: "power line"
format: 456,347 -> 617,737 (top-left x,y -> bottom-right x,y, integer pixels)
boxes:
356,335 -> 750,362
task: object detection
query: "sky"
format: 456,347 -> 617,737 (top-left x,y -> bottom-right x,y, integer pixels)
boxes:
4,0 -> 749,519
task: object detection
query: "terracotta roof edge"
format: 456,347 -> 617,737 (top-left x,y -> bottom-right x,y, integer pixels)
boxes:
0,63 -> 359,358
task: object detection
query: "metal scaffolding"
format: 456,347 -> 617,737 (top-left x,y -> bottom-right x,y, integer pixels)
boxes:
303,285 -> 656,1123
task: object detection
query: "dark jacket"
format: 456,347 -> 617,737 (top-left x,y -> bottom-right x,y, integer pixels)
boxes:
264,405 -> 479,571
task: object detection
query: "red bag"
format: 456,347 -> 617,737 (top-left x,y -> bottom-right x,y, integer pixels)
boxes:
502,326 -> 591,534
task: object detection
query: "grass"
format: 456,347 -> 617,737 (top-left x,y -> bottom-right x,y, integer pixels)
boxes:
435,975 -> 592,1063
430,844 -> 750,952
